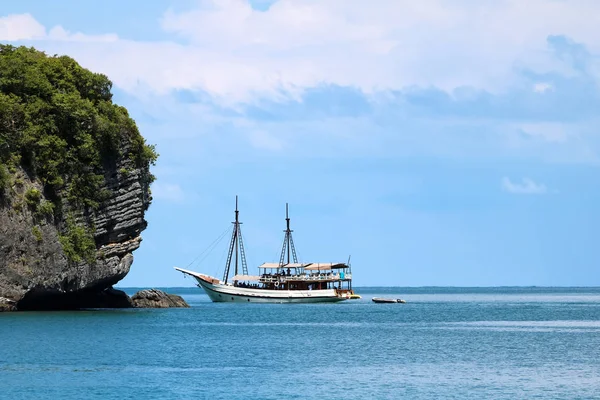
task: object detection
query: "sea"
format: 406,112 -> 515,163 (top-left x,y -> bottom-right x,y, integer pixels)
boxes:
1,287 -> 600,399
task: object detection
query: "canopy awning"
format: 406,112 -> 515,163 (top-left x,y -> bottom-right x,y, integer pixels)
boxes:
258,263 -> 280,269
279,263 -> 308,268
257,262 -> 349,270
231,275 -> 261,281
303,263 -> 348,270
258,262 -> 309,269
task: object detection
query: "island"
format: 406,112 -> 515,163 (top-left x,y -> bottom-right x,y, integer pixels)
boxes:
0,45 -> 182,311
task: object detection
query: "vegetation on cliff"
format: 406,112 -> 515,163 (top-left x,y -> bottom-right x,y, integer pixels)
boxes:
0,45 -> 157,262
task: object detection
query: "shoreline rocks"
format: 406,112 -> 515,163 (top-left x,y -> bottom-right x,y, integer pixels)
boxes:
131,289 -> 189,308
0,288 -> 189,311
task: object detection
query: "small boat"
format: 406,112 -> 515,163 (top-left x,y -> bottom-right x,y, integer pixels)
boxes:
372,297 -> 406,303
175,197 -> 358,303
349,294 -> 362,300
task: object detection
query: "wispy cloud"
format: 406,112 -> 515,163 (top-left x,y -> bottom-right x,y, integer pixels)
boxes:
533,82 -> 553,93
3,4 -> 600,167
502,177 -> 548,195
0,13 -> 118,43
3,0 -> 600,103
0,13 -> 44,40
518,123 -> 570,143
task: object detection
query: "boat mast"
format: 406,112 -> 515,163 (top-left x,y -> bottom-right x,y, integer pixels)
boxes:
223,196 -> 248,283
279,203 -> 298,269
286,204 -> 290,265
235,196 -> 239,277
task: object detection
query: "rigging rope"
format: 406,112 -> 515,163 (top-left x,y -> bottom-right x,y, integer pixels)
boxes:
184,225 -> 233,269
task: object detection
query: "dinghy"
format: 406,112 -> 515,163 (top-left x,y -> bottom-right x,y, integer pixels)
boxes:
372,297 -> 406,303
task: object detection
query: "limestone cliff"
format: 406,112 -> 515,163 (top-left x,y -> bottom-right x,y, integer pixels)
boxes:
0,45 -> 156,310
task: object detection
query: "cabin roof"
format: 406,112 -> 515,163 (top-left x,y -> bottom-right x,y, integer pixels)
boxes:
258,262 -> 307,269
257,262 -> 349,270
303,263 -> 348,270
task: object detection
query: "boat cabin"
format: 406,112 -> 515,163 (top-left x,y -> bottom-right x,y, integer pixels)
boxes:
232,262 -> 353,293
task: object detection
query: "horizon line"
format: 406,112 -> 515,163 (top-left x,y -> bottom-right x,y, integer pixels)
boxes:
115,285 -> 600,289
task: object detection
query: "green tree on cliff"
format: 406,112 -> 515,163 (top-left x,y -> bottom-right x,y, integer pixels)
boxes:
0,45 -> 157,208
0,45 -> 157,263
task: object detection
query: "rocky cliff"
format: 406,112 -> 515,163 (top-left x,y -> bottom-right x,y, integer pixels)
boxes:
0,45 -> 156,310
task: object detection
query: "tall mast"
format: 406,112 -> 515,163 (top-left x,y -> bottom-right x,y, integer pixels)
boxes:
286,203 -> 291,265
279,203 -> 298,268
223,196 -> 248,283
234,196 -> 239,277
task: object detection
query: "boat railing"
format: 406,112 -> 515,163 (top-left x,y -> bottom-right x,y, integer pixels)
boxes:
258,273 -> 352,283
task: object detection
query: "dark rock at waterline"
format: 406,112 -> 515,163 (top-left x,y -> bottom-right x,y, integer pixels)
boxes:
1,287 -> 188,311
79,288 -> 134,309
15,287 -> 133,310
131,289 -> 189,308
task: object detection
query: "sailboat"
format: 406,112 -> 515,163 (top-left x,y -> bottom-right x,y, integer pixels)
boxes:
175,197 -> 355,303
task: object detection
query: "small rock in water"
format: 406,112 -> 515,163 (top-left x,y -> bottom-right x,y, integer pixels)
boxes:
131,289 -> 189,308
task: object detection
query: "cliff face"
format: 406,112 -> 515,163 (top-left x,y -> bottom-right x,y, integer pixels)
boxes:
0,45 -> 156,310
0,149 -> 152,310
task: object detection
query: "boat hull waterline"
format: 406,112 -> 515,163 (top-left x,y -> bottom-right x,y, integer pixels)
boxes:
177,268 -> 348,303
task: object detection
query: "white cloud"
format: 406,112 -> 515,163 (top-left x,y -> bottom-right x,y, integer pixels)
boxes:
533,82 -> 553,93
0,13 -> 45,41
151,182 -> 185,202
0,14 -> 118,44
2,0 -> 600,103
47,26 -> 118,43
502,177 -> 548,195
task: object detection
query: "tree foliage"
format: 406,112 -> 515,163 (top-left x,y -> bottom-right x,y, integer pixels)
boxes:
0,45 -> 158,264
0,162 -> 8,194
0,45 -> 157,208
58,216 -> 97,265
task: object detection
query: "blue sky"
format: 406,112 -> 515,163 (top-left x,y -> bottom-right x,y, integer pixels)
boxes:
1,1 -> 599,286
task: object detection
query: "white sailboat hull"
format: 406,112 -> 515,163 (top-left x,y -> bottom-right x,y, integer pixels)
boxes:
197,278 -> 347,303
176,268 -> 348,303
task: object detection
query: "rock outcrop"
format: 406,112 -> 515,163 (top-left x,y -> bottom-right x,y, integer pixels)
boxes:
0,166 -> 151,311
0,159 -> 151,311
131,289 -> 190,308
0,45 -> 156,311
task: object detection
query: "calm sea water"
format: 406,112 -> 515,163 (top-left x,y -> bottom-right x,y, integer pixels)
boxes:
1,287 -> 600,399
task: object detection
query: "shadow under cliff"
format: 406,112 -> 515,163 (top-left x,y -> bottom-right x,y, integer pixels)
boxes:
16,287 -> 133,311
